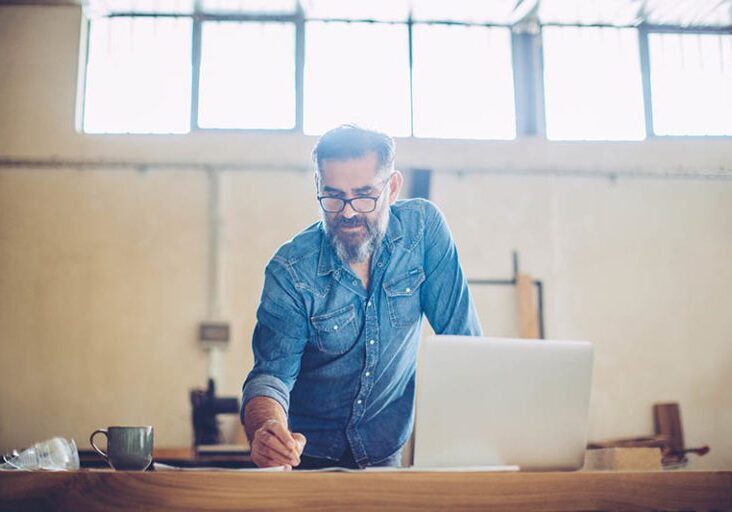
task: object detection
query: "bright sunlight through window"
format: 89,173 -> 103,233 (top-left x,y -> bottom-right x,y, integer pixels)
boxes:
198,21 -> 296,129
412,24 -> 516,140
542,26 -> 646,141
649,32 -> 732,136
83,17 -> 192,134
303,21 -> 411,136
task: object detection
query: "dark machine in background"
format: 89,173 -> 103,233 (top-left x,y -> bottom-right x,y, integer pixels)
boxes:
190,378 -> 239,446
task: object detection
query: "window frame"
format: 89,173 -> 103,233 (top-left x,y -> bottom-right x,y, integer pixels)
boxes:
641,23 -> 732,139
81,10 -> 303,135
540,24 -> 648,141
79,7 -> 732,140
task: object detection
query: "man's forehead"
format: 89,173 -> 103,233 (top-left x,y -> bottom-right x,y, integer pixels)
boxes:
319,152 -> 383,190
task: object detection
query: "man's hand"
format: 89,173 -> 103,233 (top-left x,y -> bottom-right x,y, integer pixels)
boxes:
250,419 -> 306,470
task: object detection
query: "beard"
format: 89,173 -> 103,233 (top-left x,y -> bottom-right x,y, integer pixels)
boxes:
323,201 -> 389,264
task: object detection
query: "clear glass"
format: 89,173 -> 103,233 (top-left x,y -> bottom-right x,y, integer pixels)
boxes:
643,0 -> 732,27
1,437 -> 80,471
538,0 -> 640,26
542,26 -> 646,141
198,21 -> 296,129
412,24 -> 516,140
83,16 -> 192,134
411,0 -> 516,23
302,0 -> 410,21
85,0 -> 195,15
304,21 -> 411,136
200,0 -> 296,14
649,32 -> 732,136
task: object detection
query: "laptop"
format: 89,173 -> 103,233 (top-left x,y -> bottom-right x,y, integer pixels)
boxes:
413,336 -> 594,471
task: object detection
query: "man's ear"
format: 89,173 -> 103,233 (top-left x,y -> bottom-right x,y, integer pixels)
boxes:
388,170 -> 404,204
314,171 -> 320,194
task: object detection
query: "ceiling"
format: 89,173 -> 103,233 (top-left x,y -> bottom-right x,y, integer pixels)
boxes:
2,0 -> 731,27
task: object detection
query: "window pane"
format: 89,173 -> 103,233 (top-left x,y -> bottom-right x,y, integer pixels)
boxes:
542,26 -> 645,141
83,17 -> 192,134
644,0 -> 732,27
649,33 -> 732,136
412,25 -> 515,140
200,0 -> 296,15
198,21 -> 295,129
304,21 -> 411,136
303,0 -> 409,21
538,0 -> 640,25
412,0 -> 517,23
86,0 -> 194,15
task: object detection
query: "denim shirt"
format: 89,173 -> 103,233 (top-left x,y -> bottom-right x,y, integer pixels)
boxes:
241,198 -> 483,467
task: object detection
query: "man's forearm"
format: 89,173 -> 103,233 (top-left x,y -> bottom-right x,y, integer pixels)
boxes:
243,396 -> 288,443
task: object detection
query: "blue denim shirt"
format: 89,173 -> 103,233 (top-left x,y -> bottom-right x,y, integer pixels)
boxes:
241,198 -> 482,467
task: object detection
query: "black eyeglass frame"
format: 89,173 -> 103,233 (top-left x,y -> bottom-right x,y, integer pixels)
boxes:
317,172 -> 395,214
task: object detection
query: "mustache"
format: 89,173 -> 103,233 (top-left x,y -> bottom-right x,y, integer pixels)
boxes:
336,216 -> 367,228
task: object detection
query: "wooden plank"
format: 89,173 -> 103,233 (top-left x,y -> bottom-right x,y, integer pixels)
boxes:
153,447 -> 195,460
583,448 -> 662,470
654,403 -> 685,452
1,470 -> 731,511
516,272 -> 539,339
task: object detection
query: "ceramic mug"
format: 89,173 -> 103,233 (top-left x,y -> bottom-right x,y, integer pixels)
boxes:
90,426 -> 153,470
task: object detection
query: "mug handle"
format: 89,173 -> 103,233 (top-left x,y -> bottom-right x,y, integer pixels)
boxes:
89,429 -> 109,462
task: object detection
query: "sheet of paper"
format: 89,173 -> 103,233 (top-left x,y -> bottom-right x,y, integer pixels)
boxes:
365,465 -> 520,472
153,462 -> 286,472
295,465 -> 520,472
153,462 -> 520,472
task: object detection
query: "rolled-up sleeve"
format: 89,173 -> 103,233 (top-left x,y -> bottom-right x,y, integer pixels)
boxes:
420,201 -> 483,336
241,257 -> 309,423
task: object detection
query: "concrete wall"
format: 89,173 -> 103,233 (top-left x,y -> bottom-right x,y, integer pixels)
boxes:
1,5 -> 730,468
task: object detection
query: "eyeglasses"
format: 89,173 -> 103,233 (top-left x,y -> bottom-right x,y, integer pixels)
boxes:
317,173 -> 394,214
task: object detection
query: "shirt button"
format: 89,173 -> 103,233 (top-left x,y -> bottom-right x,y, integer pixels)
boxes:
377,262 -> 383,267
357,400 -> 362,405
367,301 -> 372,307
353,279 -> 358,286
406,287 -> 411,293
333,325 -> 338,330
365,372 -> 370,377
369,340 -> 375,345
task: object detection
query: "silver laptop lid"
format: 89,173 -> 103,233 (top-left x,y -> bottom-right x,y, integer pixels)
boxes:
414,336 -> 594,470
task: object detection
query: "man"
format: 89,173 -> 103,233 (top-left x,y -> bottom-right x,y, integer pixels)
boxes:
241,125 -> 482,470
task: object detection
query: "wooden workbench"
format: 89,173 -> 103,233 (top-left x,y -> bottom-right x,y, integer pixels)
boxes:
1,469 -> 731,511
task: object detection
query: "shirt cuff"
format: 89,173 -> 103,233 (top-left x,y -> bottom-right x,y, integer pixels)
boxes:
240,373 -> 290,424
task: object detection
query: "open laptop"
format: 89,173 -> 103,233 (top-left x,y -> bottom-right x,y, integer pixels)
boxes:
413,336 -> 594,471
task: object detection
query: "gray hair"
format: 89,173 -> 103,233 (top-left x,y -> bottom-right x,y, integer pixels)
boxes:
312,124 -> 395,181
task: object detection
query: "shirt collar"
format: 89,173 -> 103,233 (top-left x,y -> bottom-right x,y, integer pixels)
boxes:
316,208 -> 404,277
317,228 -> 339,276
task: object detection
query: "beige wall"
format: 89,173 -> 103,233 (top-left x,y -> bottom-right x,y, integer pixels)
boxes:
434,174 -> 732,469
1,5 -> 730,468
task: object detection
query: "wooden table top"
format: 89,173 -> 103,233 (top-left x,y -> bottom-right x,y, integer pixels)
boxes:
1,469 -> 731,511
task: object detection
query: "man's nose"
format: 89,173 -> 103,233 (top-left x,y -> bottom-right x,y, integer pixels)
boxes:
341,201 -> 359,219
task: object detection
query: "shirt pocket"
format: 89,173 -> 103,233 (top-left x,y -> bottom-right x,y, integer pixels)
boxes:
383,267 -> 425,328
310,304 -> 359,355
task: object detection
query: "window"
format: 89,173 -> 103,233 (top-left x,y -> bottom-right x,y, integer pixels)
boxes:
302,0 -> 409,21
649,32 -> 732,136
411,0 -> 516,24
303,21 -> 411,136
83,16 -> 192,134
542,26 -> 646,141
200,0 -> 296,14
412,24 -> 515,140
198,21 -> 296,129
79,5 -> 732,140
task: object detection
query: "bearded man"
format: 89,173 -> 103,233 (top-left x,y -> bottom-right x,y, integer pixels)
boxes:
241,125 -> 482,470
